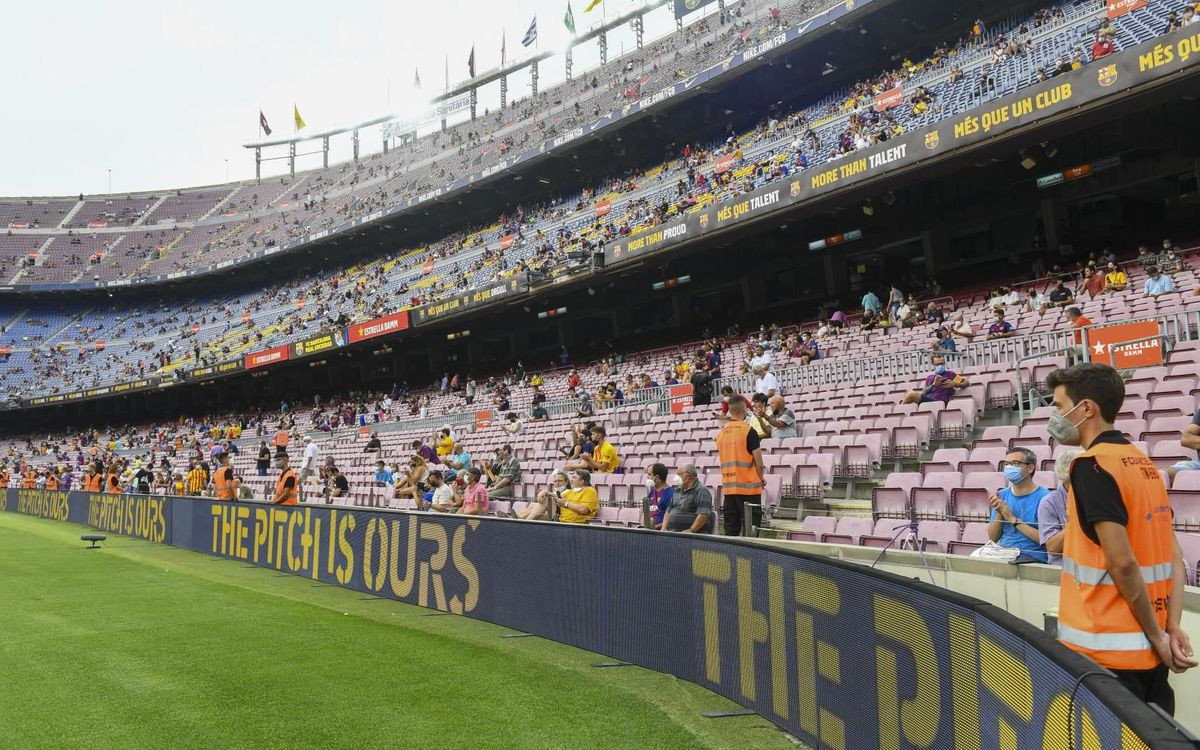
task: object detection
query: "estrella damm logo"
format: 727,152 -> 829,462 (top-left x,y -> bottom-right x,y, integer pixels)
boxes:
789,180 -> 802,198
1097,63 -> 1118,87
925,130 -> 940,149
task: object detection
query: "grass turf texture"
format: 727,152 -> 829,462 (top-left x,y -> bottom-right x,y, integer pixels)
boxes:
0,512 -> 798,750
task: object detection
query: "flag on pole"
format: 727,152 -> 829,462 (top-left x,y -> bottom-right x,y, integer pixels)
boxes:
259,111 -> 272,136
564,2 -> 576,34
414,67 -> 421,89
522,16 -> 537,47
584,0 -> 601,12
468,45 -> 476,77
293,104 -> 306,131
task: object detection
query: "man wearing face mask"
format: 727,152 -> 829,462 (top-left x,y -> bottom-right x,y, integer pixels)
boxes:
662,464 -> 714,533
644,463 -> 674,529
1046,363 -> 1197,714
1143,266 -> 1175,298
902,358 -> 968,405
987,448 -> 1050,562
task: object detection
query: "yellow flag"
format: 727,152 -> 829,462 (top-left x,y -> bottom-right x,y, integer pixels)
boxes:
293,104 -> 306,131
584,0 -> 601,10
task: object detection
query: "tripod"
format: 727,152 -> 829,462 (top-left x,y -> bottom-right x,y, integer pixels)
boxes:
870,505 -> 937,586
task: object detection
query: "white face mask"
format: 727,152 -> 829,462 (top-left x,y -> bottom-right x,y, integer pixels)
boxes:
645,478 -> 656,490
672,474 -> 684,487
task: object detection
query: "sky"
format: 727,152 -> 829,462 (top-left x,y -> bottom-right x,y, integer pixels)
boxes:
0,0 -> 682,197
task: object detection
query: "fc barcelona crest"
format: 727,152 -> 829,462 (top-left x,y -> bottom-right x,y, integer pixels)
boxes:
790,180 -> 802,198
924,131 -> 940,150
613,244 -> 622,258
1097,64 -> 1118,88
699,213 -> 709,230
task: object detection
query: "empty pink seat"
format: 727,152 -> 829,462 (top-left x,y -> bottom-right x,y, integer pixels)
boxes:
948,522 -> 990,556
802,515 -> 838,540
1178,533 -> 1200,586
918,520 -> 961,553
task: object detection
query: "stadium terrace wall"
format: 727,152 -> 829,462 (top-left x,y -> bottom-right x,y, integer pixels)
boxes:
9,29 -> 1200,411
0,0 -> 880,295
3,488 -> 1191,749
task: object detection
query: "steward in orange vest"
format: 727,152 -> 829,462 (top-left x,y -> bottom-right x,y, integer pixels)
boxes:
45,472 -> 59,491
214,454 -> 237,501
1047,364 -> 1196,716
22,468 -> 37,489
715,395 -> 763,537
272,453 -> 297,505
84,466 -> 102,493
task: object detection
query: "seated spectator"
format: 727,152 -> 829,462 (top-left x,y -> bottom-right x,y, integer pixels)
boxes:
987,448 -> 1050,562
411,439 -> 439,465
752,364 -> 778,398
1091,32 -> 1115,60
1158,241 -> 1183,273
748,393 -> 773,438
1102,262 -> 1128,293
763,395 -> 798,439
1023,287 -> 1047,315
662,464 -> 714,533
428,471 -> 458,513
1047,278 -> 1074,308
1064,306 -> 1094,355
644,463 -> 673,529
457,467 -> 489,516
558,421 -> 595,460
576,392 -> 595,418
555,469 -> 599,524
986,310 -> 1015,339
902,358 -> 968,404
566,425 -> 620,474
932,326 -> 957,353
1167,407 -> 1200,480
924,302 -> 945,326
502,413 -> 523,434
1144,267 -> 1176,297
795,334 -> 819,365
364,432 -> 381,452
1038,448 -> 1082,566
325,466 -> 349,502
713,386 -> 751,421
949,316 -> 975,340
372,460 -> 393,487
442,444 -> 472,481
860,308 -> 879,331
394,455 -> 429,501
1135,245 -> 1158,267
482,443 -> 520,498
529,401 -> 550,421
518,470 -> 569,520
895,297 -> 916,328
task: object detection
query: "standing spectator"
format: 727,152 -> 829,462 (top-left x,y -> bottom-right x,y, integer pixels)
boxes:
555,469 -> 599,524
272,425 -> 290,457
716,395 -> 764,536
1144,267 -> 1176,297
1064,306 -> 1094,364
763,395 -> 798,439
752,364 -> 778,398
256,442 -> 271,477
298,436 -> 320,504
986,310 -> 1015,339
1046,364 -> 1196,713
1039,448 -> 1083,566
662,464 -> 715,533
747,344 -> 772,372
644,463 -> 674,529
987,448 -> 1050,562
457,467 -> 489,516
901,358 -> 968,404
482,443 -> 520,498
861,289 -> 880,315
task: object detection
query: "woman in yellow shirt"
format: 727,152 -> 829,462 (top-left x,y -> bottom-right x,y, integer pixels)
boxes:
556,469 -> 599,524
435,427 -> 454,458
1103,263 -> 1127,293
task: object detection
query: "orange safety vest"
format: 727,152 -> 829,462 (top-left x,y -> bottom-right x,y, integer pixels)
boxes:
274,468 -> 298,505
46,475 -> 58,491
1058,440 -> 1175,671
716,419 -> 761,496
214,466 -> 235,501
274,430 -> 289,448
84,472 -> 101,492
106,474 -> 120,494
0,470 -> 8,487
22,470 -> 36,489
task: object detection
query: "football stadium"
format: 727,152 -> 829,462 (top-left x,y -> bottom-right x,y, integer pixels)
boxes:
3,0 -> 1200,747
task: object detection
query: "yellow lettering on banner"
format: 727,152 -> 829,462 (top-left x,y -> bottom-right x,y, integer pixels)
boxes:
733,559 -> 787,716
737,558 -> 767,703
336,513 -> 355,585
327,509 -> 338,574
953,115 -> 980,139
418,522 -> 449,611
1042,693 -> 1100,750
947,614 -> 982,750
235,505 -> 250,560
270,508 -> 288,568
691,550 -> 731,684
810,168 -> 839,189
874,594 -> 940,749
363,517 -> 388,592
286,510 -> 303,572
1139,42 -> 1175,71
449,520 -> 480,614
838,158 -> 867,180
388,518 -> 418,598
309,516 -> 321,580
980,635 -> 1033,741
210,505 -> 223,554
794,571 -> 844,750
1121,722 -> 1151,750
253,507 -> 269,563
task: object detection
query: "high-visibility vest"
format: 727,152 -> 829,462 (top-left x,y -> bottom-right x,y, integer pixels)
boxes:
274,468 -> 298,505
46,475 -> 58,491
274,430 -> 290,448
1058,440 -> 1175,671
716,419 -> 760,495
84,472 -> 101,492
105,474 -> 120,493
214,466 -> 235,501
22,470 -> 36,489
0,471 -> 8,487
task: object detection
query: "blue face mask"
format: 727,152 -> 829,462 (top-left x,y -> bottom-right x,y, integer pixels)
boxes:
935,365 -> 947,376
1003,465 -> 1025,484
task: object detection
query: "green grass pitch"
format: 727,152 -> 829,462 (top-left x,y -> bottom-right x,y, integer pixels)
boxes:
0,512 -> 797,749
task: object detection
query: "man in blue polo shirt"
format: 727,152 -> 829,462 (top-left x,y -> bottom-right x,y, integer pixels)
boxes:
987,447 -> 1050,562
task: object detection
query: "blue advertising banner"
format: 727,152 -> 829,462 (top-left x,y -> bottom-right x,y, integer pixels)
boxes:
2,488 -> 1188,748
